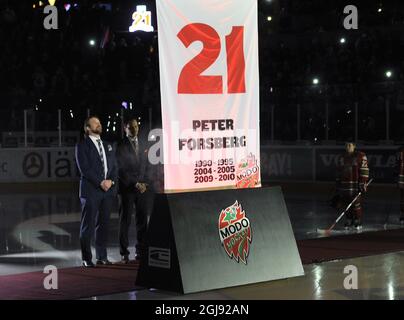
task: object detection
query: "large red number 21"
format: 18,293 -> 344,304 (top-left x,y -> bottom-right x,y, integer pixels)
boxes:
177,23 -> 246,94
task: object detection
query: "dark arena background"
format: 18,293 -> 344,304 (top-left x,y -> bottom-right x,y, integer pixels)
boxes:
1,0 -> 404,304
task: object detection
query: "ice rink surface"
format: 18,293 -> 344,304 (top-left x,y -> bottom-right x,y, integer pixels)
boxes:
1,182 -> 404,299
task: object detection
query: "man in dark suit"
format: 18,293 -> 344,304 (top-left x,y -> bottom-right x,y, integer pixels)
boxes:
116,118 -> 149,262
75,116 -> 118,267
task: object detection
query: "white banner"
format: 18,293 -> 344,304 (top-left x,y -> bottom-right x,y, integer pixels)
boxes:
157,0 -> 261,192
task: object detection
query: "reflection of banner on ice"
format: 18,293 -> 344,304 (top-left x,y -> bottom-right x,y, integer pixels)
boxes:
156,0 -> 261,192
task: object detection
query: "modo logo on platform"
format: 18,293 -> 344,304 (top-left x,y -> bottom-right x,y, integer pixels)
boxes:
218,201 -> 252,265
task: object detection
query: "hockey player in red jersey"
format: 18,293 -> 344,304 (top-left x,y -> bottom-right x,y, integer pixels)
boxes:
336,141 -> 370,230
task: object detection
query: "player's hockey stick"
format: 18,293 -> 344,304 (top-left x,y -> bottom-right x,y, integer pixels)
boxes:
316,178 -> 373,235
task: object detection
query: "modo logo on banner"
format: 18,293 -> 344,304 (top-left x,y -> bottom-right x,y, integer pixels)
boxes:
156,0 -> 261,192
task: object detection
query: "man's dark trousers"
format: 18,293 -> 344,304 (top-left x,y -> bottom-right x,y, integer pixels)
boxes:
80,192 -> 114,261
119,190 -> 149,256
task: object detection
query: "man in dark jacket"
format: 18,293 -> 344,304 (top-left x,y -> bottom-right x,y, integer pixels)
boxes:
116,118 -> 149,262
75,116 -> 118,267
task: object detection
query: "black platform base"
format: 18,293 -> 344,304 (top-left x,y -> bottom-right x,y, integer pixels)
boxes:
136,186 -> 304,294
